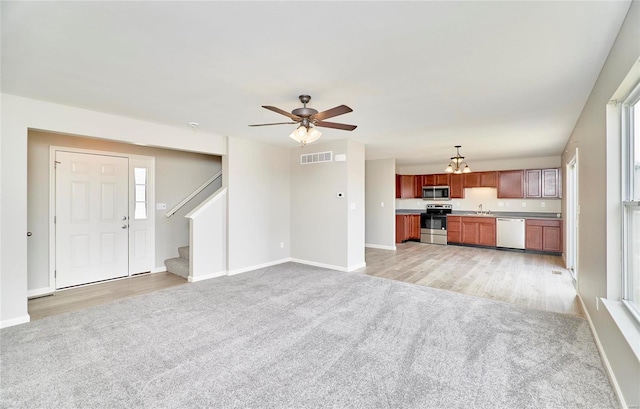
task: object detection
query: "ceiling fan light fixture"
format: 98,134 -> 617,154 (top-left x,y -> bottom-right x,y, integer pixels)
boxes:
289,126 -> 322,146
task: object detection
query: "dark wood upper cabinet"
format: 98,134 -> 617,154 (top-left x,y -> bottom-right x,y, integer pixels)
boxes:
525,169 -> 542,198
435,174 -> 450,186
542,168 -> 561,198
525,168 -> 561,198
497,170 -> 525,198
464,171 -> 497,188
400,175 -> 416,198
395,174 -> 401,198
414,175 -> 424,198
450,174 -> 464,198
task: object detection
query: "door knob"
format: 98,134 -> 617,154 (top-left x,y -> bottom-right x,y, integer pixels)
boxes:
121,225 -> 128,229
122,216 -> 127,220
27,232 -> 32,237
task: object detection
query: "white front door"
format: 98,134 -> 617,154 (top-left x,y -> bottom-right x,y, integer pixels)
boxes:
55,151 -> 129,288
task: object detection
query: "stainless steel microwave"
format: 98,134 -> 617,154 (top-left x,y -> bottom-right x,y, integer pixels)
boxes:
422,186 -> 450,200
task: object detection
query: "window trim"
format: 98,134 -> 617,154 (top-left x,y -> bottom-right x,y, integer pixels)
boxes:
620,80 -> 640,324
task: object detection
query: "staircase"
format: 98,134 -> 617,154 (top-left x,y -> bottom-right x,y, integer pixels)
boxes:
164,246 -> 189,279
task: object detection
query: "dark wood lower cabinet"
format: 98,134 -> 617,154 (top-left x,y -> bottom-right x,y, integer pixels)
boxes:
447,216 -> 462,243
525,219 -> 562,253
396,214 -> 421,243
461,217 -> 496,246
447,216 -> 495,246
448,216 -> 560,253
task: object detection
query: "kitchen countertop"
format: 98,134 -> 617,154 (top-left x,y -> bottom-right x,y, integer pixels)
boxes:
451,211 -> 561,219
396,209 -> 561,219
395,209 -> 424,215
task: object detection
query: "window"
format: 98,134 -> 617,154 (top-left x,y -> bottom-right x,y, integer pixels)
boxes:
622,81 -> 640,322
134,167 -> 147,220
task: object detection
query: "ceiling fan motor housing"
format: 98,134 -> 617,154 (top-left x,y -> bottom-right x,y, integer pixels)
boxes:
292,107 -> 318,117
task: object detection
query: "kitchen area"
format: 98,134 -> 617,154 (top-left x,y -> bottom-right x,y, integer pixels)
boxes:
395,168 -> 563,255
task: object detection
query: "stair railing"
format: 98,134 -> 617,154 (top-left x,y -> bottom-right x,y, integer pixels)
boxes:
165,170 -> 222,218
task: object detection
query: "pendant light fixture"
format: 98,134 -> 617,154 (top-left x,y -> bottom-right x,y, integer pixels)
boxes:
445,145 -> 471,174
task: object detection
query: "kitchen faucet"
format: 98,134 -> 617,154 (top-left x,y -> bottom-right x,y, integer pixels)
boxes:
477,204 -> 483,214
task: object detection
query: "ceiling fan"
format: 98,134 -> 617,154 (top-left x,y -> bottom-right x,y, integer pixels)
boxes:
249,95 -> 357,145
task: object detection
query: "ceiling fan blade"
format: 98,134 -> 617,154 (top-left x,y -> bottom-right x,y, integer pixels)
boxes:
315,121 -> 357,131
312,105 -> 353,121
262,105 -> 301,120
249,122 -> 298,127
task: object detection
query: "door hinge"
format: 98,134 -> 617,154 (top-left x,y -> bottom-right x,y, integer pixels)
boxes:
54,216 -> 56,224
54,160 -> 61,168
54,270 -> 57,278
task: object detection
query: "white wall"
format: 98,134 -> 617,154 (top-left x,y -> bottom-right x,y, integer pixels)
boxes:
1,94 -> 226,327
365,159 -> 396,250
226,136 -> 290,275
290,139 -> 365,271
347,140 -> 366,270
561,1 -> 640,406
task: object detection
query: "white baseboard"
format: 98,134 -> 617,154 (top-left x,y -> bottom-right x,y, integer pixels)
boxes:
27,287 -> 54,299
152,266 -> 166,273
347,262 -> 366,272
290,258 -> 350,272
365,243 -> 397,251
188,271 -> 227,283
578,294 -> 628,409
1,315 -> 30,329
227,258 -> 291,276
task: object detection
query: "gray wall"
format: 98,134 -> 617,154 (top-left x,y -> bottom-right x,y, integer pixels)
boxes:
27,130 -> 221,290
290,139 -> 365,270
226,136 -> 290,274
561,1 -> 640,406
365,159 -> 396,249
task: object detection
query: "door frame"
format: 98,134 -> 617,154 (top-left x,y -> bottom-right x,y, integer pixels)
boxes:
565,150 -> 579,283
48,146 -> 156,292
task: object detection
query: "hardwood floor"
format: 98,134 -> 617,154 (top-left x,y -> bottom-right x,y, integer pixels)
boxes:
29,243 -> 581,321
28,272 -> 186,321
359,242 -> 583,317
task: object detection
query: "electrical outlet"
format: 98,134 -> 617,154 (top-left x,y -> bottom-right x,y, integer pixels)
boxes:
498,202 -> 504,207
156,203 -> 167,210
280,242 -> 284,249
541,202 -> 546,208
380,202 -> 384,207
505,202 -> 510,207
521,202 -> 527,208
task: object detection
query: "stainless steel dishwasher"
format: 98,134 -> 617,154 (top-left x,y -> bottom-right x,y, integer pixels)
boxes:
496,218 -> 526,249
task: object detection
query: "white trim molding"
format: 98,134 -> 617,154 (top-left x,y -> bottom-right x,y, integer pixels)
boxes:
365,243 -> 397,251
1,315 -> 30,329
188,271 -> 227,283
578,295 -> 628,409
227,258 -> 291,276
27,287 -> 54,299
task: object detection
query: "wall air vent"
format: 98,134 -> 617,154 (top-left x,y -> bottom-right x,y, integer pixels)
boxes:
300,151 -> 333,165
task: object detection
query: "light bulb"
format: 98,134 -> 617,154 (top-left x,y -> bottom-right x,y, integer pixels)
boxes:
305,128 -> 322,144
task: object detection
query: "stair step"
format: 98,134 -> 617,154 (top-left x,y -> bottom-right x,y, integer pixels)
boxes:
164,257 -> 189,279
178,246 -> 190,260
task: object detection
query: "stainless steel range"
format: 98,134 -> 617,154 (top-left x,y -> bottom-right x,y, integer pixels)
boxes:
420,204 -> 452,245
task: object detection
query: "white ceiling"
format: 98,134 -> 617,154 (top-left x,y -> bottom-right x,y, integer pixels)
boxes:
1,1 -> 631,166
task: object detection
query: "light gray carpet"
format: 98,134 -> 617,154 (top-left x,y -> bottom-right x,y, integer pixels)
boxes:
1,263 -> 618,408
